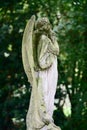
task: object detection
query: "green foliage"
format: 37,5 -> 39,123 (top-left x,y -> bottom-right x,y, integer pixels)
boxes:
0,0 -> 87,130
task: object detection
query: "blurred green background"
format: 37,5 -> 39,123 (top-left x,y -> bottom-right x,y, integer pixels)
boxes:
0,0 -> 87,130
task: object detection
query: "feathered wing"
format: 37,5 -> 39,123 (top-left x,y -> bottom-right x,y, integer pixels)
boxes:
22,16 -> 46,129
22,15 -> 35,85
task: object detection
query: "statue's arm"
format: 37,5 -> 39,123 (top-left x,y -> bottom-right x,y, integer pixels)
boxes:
37,35 -> 54,70
48,33 -> 59,55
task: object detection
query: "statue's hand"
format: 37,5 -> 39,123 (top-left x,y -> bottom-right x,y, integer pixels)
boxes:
34,65 -> 41,71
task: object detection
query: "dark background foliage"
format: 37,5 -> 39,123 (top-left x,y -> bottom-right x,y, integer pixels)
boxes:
0,0 -> 87,130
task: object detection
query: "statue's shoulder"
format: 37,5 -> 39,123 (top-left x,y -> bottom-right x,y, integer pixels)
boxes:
40,34 -> 47,40
40,34 -> 51,43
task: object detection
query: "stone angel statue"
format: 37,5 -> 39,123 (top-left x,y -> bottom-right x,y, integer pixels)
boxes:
22,15 -> 61,130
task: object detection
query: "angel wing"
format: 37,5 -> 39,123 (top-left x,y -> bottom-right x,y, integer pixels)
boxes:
22,15 -> 36,86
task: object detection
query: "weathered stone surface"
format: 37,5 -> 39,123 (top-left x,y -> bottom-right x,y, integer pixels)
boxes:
22,15 -> 61,130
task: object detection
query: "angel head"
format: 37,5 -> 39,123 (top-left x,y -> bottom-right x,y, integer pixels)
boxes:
35,17 -> 51,33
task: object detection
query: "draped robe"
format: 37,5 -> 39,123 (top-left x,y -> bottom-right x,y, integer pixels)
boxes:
26,34 -> 60,130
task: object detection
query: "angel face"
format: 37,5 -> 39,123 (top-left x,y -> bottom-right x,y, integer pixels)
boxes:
35,17 -> 51,32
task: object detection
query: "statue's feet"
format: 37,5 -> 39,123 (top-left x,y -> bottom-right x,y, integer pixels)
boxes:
47,123 -> 61,130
